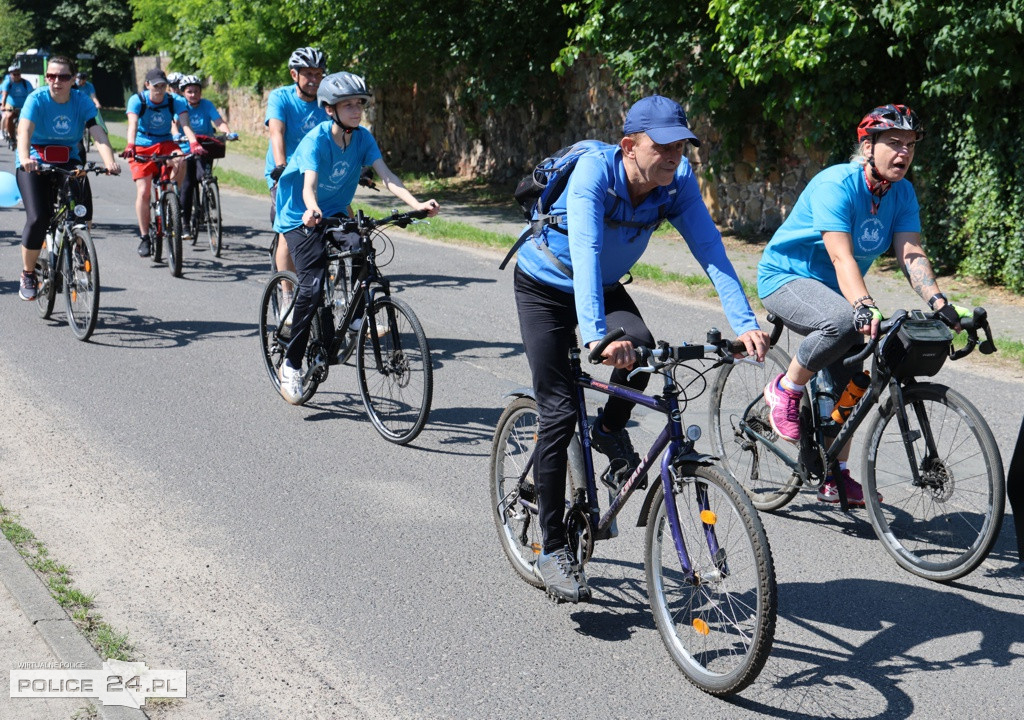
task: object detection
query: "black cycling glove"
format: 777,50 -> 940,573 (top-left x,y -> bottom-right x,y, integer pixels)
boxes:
270,164 -> 286,182
853,305 -> 883,332
935,302 -> 971,329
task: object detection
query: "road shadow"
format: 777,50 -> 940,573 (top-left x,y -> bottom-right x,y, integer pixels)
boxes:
87,307 -> 253,349
387,272 -> 497,292
427,335 -> 522,370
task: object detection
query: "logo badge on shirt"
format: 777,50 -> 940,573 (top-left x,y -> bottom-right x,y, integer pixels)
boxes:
302,114 -> 319,132
329,162 -> 352,186
857,217 -> 887,255
53,115 -> 73,136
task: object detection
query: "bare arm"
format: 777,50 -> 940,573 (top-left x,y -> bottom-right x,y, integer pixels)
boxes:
126,113 -> 139,145
894,231 -> 946,305
301,169 -> 321,225
17,117 -> 35,170
268,118 -> 286,167
177,110 -> 199,146
823,231 -> 873,303
370,158 -> 439,216
88,124 -> 121,173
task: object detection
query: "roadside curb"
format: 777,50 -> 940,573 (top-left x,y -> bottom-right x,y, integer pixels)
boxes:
0,537 -> 149,720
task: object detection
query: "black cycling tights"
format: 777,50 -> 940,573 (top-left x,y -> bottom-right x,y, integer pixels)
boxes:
16,165 -> 92,251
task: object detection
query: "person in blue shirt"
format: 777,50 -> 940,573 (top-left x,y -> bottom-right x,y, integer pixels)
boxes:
265,47 -> 330,275
14,55 -> 120,301
121,68 -> 206,257
512,95 -> 769,602
175,74 -> 238,237
757,104 -> 967,506
1,63 -> 34,145
272,71 -> 439,404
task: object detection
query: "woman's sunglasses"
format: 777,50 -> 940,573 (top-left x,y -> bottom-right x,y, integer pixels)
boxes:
45,73 -> 73,81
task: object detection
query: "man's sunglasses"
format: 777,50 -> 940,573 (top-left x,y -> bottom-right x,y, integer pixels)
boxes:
45,73 -> 73,81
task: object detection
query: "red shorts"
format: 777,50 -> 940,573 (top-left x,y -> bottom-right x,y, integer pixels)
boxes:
130,141 -> 182,181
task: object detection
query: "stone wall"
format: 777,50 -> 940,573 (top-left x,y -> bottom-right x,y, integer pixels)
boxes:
221,57 -> 826,235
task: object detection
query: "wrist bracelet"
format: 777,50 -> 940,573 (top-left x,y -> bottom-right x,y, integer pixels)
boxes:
927,292 -> 947,310
852,295 -> 874,308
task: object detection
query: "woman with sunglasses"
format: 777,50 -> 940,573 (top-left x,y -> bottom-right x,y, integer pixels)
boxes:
14,55 -> 120,302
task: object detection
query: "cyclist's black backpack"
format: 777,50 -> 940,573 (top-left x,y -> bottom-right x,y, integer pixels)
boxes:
500,139 -> 673,277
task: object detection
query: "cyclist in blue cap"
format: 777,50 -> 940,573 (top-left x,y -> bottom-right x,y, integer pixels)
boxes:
511,94 -> 769,602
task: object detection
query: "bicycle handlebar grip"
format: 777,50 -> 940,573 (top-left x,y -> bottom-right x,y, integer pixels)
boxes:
766,313 -> 784,348
588,327 -> 627,364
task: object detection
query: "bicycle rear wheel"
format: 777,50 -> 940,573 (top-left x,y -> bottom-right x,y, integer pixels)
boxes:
35,240 -> 58,319
205,179 -> 222,257
708,347 -> 801,511
162,192 -> 183,277
258,271 -> 321,404
355,295 -> 432,444
862,382 -> 1004,582
645,463 -> 776,696
62,227 -> 100,341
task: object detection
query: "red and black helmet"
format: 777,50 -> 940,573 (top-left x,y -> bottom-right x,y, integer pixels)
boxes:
857,104 -> 924,142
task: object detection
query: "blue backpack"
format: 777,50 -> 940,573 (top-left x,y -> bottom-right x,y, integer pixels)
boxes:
500,140 -> 672,276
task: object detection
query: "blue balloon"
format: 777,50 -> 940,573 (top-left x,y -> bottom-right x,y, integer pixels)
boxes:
0,171 -> 20,207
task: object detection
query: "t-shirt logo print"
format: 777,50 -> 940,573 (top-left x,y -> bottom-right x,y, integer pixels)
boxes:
53,115 -> 73,136
857,218 -> 887,254
329,162 -> 352,186
302,113 -> 319,132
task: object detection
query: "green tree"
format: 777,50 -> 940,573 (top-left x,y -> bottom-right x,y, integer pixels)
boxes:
0,0 -> 34,65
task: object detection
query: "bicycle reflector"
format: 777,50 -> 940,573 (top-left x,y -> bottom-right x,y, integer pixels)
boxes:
74,204 -> 88,218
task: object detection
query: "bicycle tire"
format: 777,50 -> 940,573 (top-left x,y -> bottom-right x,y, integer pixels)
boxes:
862,382 -> 1005,582
330,257 -> 357,365
188,185 -> 201,246
258,271 -> 321,405
62,227 -> 100,341
206,180 -> 222,257
35,239 -> 58,319
163,192 -> 183,277
645,463 -> 777,696
708,347 -> 802,511
356,295 -> 432,444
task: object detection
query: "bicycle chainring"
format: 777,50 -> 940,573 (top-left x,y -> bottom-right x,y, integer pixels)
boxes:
566,506 -> 594,565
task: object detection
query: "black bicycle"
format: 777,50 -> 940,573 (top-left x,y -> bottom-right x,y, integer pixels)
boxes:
34,162 -> 112,341
186,134 -> 234,257
258,209 -> 434,444
708,307 -> 1003,582
491,328 -> 777,695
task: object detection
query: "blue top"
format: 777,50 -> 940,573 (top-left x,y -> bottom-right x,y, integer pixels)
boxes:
263,84 -> 329,187
126,91 -> 190,146
272,122 -> 382,233
176,98 -> 220,135
1,75 -> 34,108
72,80 -> 97,98
757,161 -> 921,298
17,88 -> 97,167
516,143 -> 760,345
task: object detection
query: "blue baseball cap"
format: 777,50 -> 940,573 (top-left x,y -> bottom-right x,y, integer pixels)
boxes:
623,95 -> 701,147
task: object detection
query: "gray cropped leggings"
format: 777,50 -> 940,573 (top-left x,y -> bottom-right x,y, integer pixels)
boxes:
761,277 -> 864,387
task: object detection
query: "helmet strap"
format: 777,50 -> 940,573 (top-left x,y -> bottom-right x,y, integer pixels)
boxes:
296,84 -> 316,101
863,156 -> 891,215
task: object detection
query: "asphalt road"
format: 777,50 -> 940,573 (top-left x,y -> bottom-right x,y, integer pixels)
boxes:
1,143 -> 1023,720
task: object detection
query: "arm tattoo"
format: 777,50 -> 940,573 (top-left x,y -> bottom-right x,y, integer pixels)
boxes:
904,254 -> 938,299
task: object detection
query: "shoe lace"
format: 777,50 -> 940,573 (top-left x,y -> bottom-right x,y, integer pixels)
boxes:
553,548 -> 575,578
781,389 -> 801,425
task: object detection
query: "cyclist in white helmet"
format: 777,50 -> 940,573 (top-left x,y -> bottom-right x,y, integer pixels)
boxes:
265,47 -> 330,275
271,71 -> 439,404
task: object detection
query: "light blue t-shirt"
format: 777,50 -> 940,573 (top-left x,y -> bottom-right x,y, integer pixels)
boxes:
1,75 -> 33,108
17,87 -> 97,167
757,161 -> 921,298
264,84 -> 329,187
176,97 -> 220,135
72,80 -> 96,98
126,91 -> 190,146
516,142 -> 759,345
272,122 -> 382,233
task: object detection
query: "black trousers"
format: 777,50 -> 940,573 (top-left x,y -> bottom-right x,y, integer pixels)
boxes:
282,224 -> 328,368
513,266 -> 653,552
180,156 -> 212,224
17,165 -> 92,250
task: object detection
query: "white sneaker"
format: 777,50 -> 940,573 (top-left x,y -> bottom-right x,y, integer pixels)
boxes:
277,361 -> 303,404
281,291 -> 295,328
349,316 -> 390,338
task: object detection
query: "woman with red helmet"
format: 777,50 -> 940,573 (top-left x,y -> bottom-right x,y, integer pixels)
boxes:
755,103 -> 969,506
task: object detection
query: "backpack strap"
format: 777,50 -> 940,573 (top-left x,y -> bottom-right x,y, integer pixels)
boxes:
136,91 -> 172,122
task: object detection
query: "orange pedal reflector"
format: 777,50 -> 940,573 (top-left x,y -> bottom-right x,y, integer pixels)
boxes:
693,618 -> 710,635
530,543 -> 542,555
84,260 -> 91,272
700,510 -> 717,525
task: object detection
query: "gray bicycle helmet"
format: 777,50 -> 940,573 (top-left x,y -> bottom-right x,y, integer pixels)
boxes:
179,74 -> 202,89
288,47 -> 327,70
166,71 -> 182,87
317,72 -> 371,108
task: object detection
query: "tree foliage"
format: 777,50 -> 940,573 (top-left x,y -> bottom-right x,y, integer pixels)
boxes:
0,0 -> 34,66
11,0 -> 133,74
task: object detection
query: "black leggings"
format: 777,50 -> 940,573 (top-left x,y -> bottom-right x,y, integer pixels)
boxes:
16,166 -> 92,251
180,156 -> 212,224
513,265 -> 654,552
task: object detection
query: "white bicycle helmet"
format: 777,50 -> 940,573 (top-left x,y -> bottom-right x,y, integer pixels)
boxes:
8,63 -> 21,72
179,74 -> 202,89
288,47 -> 327,70
166,71 -> 183,87
317,72 -> 371,108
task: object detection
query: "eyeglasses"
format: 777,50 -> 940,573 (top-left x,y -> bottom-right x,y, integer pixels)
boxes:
45,73 -> 73,82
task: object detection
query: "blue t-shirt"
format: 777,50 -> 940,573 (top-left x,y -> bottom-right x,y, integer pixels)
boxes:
176,98 -> 220,135
72,81 -> 96,98
17,87 -> 97,167
272,122 -> 382,233
264,84 -> 329,187
516,142 -> 760,345
126,91 -> 190,146
757,161 -> 922,298
1,75 -> 33,108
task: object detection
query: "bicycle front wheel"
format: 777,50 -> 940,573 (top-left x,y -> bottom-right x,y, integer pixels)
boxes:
258,271 -> 321,404
356,295 -> 433,444
162,192 -> 183,277
62,227 -> 100,341
205,180 -> 222,257
708,347 -> 801,511
645,463 -> 776,696
862,382 -> 1005,582
35,242 -> 58,320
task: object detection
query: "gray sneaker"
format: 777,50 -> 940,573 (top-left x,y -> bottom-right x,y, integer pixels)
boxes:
536,546 -> 588,603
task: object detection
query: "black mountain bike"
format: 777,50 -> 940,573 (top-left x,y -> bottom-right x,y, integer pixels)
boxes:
34,162 -> 111,341
186,134 -> 234,257
708,307 -> 1003,582
259,209 -> 434,444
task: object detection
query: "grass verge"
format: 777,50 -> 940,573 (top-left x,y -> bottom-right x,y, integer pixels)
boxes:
0,502 -> 134,662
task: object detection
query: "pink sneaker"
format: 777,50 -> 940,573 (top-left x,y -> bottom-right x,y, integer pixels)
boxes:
763,373 -> 801,443
817,470 -> 882,506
